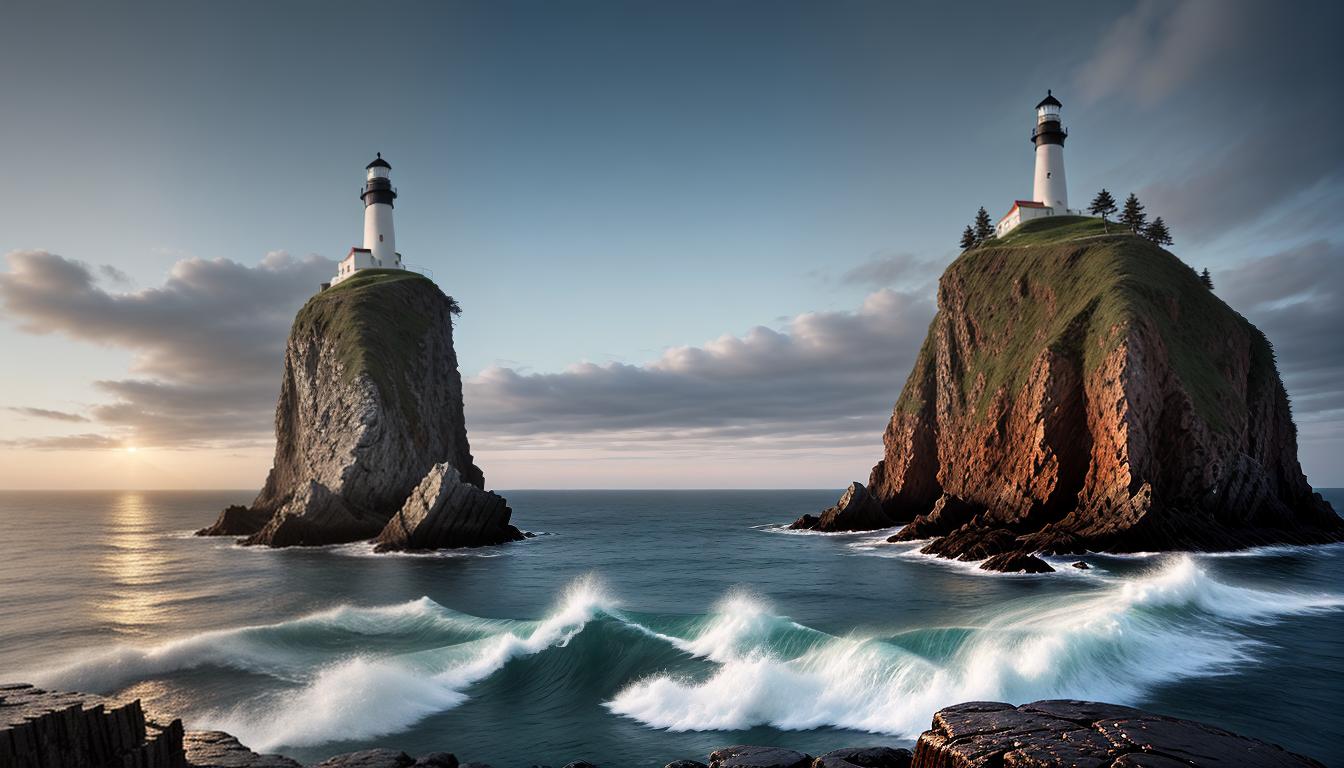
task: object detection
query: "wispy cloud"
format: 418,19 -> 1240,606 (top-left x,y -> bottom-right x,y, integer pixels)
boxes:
4,406 -> 89,423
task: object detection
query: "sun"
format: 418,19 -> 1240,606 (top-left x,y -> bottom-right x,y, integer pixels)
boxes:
124,445 -> 138,454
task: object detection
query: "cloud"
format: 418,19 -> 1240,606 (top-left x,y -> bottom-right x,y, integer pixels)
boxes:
4,406 -> 89,423
1218,240 -> 1344,421
839,252 -> 939,288
0,249 -> 334,447
465,288 -> 935,443
1,433 -> 124,451
1076,0 -> 1247,106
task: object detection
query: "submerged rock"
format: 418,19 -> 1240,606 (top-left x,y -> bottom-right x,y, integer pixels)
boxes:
979,550 -> 1054,573
812,746 -> 912,768
820,222 -> 1341,560
197,271 -> 512,550
709,746 -> 812,768
373,463 -> 522,551
912,699 -> 1324,767
790,482 -> 892,532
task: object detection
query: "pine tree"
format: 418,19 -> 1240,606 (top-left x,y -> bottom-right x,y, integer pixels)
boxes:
1088,189 -> 1117,231
959,225 -> 977,251
1200,268 -> 1214,289
973,206 -> 994,244
1144,216 -> 1173,246
1120,193 -> 1147,234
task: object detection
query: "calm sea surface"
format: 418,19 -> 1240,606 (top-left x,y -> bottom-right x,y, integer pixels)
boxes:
1,489 -> 1341,766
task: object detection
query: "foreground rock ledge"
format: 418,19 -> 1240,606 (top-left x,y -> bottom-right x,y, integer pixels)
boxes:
3,684 -> 1323,767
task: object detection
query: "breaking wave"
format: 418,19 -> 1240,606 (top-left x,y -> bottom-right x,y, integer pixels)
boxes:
32,557 -> 1341,750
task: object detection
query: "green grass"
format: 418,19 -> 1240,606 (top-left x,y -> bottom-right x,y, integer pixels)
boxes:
987,215 -> 1113,247
295,269 -> 446,430
941,233 -> 1270,434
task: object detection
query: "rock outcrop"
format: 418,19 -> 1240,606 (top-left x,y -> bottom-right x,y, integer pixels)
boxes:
197,270 -> 514,549
810,219 -> 1341,569
372,463 -> 522,551
789,482 -> 893,532
911,699 -> 1323,767
0,683 -> 184,768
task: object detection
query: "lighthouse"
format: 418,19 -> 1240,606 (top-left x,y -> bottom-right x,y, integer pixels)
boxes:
1032,90 -> 1068,212
329,153 -> 405,287
995,91 -> 1076,237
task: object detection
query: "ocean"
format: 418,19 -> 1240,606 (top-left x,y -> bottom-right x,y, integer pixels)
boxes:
1,489 -> 1341,766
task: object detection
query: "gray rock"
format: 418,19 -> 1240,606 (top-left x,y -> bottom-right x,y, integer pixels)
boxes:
665,762 -> 709,768
184,730 -> 303,767
312,748 -> 415,768
811,746 -> 911,768
708,745 -> 812,768
196,272 -> 504,548
790,482 -> 892,532
373,463 -> 523,551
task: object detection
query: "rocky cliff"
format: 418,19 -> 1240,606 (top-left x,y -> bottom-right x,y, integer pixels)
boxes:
796,217 -> 1341,568
198,269 -> 520,549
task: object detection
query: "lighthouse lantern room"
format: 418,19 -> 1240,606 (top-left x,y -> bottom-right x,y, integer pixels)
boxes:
329,153 -> 405,287
995,91 -> 1077,238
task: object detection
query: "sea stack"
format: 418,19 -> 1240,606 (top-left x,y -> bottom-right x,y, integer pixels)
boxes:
199,155 -> 521,549
795,217 -> 1342,566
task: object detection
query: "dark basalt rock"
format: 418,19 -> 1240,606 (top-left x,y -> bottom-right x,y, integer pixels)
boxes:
920,524 -> 1016,561
709,745 -> 813,768
791,482 -> 893,532
185,730 -> 303,767
313,749 -> 417,768
666,762 -> 710,768
812,746 -> 912,768
911,699 -> 1324,767
980,550 -> 1055,573
1072,560 -> 1091,569
560,762 -> 598,768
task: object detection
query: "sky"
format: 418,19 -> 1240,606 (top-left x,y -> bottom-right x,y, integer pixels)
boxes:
1,0 -> 1341,490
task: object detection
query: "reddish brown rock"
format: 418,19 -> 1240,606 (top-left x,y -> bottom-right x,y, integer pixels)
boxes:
832,231 -> 1340,562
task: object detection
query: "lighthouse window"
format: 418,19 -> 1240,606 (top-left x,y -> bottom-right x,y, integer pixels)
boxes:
1047,172 -> 1052,178
379,235 -> 384,242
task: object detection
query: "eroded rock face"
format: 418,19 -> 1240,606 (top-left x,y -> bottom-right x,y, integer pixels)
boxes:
790,482 -> 893,532
910,699 -> 1323,767
708,746 -> 813,768
373,463 -> 523,551
197,273 -> 504,548
827,237 -> 1340,566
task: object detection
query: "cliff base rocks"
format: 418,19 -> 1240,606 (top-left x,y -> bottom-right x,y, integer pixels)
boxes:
372,463 -> 523,552
789,482 -> 892,532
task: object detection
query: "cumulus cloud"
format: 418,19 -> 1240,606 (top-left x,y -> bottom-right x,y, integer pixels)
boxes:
0,249 -> 333,447
4,406 -> 89,423
1076,0 -> 1247,106
464,289 -> 934,444
1219,240 -> 1344,420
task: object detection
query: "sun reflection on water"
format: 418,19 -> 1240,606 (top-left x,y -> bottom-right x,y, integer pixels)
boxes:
94,492 -> 178,635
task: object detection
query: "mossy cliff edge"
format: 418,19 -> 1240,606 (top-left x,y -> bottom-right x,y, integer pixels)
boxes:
199,270 -> 520,548
797,217 -> 1341,566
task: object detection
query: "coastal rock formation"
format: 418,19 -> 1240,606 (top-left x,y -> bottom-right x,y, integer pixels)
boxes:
184,731 -> 302,768
813,219 -> 1341,569
197,271 -> 509,549
0,683 -> 184,768
709,746 -> 812,768
373,463 -> 522,551
911,699 -> 1323,767
789,482 -> 893,532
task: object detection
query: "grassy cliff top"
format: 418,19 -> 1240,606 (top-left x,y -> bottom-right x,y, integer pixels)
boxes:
293,269 -> 448,424
898,218 -> 1274,434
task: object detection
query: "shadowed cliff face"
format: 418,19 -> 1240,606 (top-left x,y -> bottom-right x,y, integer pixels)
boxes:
198,270 -> 492,547
809,218 -> 1341,565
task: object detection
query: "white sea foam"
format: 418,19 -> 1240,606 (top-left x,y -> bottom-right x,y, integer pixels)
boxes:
606,555 -> 1343,736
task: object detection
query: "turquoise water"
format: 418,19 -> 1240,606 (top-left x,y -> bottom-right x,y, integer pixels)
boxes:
1,489 -> 1341,766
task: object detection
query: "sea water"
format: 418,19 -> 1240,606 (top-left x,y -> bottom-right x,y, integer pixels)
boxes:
1,489 -> 1341,766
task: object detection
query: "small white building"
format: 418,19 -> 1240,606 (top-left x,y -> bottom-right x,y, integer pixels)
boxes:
996,91 -> 1078,237
328,153 -> 404,287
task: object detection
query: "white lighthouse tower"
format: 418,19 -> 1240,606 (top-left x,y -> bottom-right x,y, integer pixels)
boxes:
1031,90 -> 1068,211
995,91 -> 1076,237
329,153 -> 405,287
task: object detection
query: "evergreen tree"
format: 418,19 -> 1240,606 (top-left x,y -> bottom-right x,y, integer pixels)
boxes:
1144,216 -> 1173,246
959,225 -> 977,251
1200,268 -> 1214,290
1120,193 -> 1147,234
973,206 -> 994,244
1088,188 -> 1117,231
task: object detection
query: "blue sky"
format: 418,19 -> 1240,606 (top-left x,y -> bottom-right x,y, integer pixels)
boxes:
2,0 -> 1341,488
